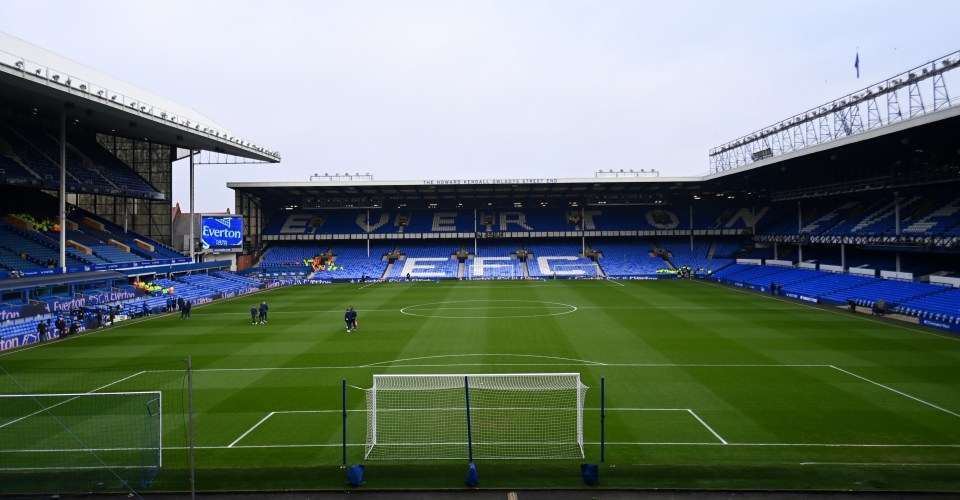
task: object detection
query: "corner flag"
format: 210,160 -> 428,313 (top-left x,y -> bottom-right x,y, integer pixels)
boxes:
855,51 -> 860,79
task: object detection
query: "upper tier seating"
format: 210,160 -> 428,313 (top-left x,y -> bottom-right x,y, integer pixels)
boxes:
0,122 -> 161,198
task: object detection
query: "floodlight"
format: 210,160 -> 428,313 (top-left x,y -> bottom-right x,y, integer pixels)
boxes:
14,60 -> 23,69
79,84 -> 86,91
51,74 -> 60,81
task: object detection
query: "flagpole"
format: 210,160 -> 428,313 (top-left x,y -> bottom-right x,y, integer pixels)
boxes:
855,47 -> 860,79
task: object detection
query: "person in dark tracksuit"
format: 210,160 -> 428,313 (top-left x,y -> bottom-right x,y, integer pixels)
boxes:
345,306 -> 358,333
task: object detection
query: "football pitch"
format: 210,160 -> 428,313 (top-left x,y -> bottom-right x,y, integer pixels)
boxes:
2,279 -> 960,493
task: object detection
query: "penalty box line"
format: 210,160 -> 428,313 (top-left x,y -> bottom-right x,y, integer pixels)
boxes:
600,408 -> 726,445
829,365 -> 960,420
228,409 -> 363,448
225,407 -> 727,448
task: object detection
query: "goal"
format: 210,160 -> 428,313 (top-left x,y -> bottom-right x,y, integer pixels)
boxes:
464,258 -> 520,280
0,391 -> 162,479
552,263 -> 602,279
364,373 -> 588,460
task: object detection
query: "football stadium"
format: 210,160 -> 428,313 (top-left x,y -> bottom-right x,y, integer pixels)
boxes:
2,30 -> 960,498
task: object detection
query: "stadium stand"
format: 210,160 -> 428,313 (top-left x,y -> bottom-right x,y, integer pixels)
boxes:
590,238 -> 664,276
0,122 -> 162,199
313,242 -> 394,280
385,242 -> 459,279
521,239 -> 596,278
469,240 -> 523,279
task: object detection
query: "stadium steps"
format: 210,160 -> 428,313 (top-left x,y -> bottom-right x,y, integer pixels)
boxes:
381,261 -> 393,280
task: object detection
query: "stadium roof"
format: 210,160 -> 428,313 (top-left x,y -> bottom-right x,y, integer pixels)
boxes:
227,175 -> 712,209
230,101 -> 960,209
0,32 -> 278,163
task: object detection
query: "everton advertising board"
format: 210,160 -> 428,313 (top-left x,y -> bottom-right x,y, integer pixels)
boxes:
201,215 -> 243,252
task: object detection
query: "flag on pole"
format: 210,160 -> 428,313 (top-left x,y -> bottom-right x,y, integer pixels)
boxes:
855,51 -> 860,79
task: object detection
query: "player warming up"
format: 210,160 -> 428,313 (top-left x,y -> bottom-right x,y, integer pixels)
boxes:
251,304 -> 258,325
345,306 -> 358,333
259,301 -> 268,324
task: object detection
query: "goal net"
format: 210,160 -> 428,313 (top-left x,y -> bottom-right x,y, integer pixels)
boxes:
552,263 -> 601,279
364,373 -> 588,460
0,391 -> 162,474
0,361 -> 187,497
464,258 -> 520,280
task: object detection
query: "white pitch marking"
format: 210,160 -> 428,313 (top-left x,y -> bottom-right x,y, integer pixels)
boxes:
0,371 -> 146,431
171,441 -> 960,451
800,462 -> 960,467
399,299 -> 578,319
359,353 -> 607,368
830,365 -> 960,419
164,361 -> 826,373
229,412 -> 276,448
687,409 -> 727,445
593,442 -> 960,448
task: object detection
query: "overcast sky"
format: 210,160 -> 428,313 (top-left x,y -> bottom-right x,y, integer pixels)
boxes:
4,0 -> 960,212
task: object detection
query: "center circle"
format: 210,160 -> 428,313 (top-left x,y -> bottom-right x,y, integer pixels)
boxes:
399,300 -> 578,319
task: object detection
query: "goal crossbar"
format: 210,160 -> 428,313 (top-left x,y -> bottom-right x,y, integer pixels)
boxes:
0,391 -> 163,470
552,263 -> 601,278
365,373 -> 588,460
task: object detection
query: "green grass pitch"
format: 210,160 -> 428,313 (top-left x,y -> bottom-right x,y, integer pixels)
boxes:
2,279 -> 960,493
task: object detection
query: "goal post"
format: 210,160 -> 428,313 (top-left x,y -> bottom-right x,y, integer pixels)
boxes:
0,361 -> 188,497
364,373 -> 588,460
552,263 -> 602,279
464,260 -> 520,280
0,391 -> 162,478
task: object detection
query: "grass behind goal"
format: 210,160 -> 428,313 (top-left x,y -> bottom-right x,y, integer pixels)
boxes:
2,279 -> 960,492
